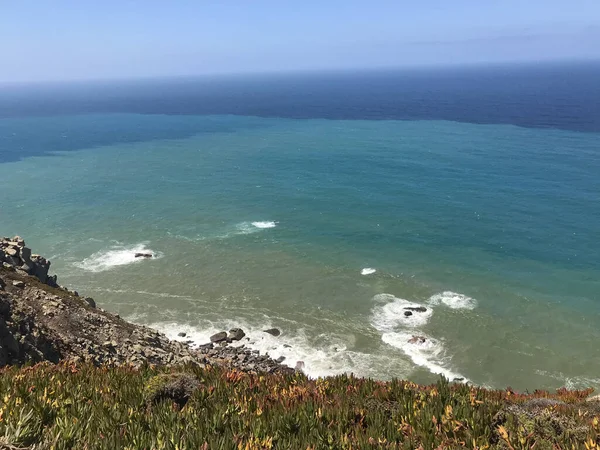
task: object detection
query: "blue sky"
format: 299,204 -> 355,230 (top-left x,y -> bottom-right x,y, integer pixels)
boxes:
1,1 -> 599,82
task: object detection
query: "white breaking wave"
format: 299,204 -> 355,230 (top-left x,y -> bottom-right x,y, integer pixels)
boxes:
361,268 -> 376,275
371,294 -> 433,329
151,319 -> 379,379
428,291 -> 477,310
74,243 -> 162,272
229,221 -> 278,236
535,370 -> 600,390
251,221 -> 277,229
382,331 -> 467,381
370,293 -> 467,382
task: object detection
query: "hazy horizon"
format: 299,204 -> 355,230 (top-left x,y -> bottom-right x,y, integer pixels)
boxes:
2,1 -> 600,83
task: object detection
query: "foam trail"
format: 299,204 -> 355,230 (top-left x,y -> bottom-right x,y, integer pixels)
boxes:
382,331 -> 467,381
74,243 -> 162,272
225,221 -> 278,237
428,291 -> 477,310
361,268 -> 376,275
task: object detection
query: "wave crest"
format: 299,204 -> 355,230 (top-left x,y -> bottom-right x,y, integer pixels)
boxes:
74,243 -> 161,272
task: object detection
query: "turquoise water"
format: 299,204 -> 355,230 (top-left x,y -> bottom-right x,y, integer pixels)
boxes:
1,112 -> 599,390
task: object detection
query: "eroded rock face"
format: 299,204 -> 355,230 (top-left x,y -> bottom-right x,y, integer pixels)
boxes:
0,237 -> 53,285
0,237 -> 295,375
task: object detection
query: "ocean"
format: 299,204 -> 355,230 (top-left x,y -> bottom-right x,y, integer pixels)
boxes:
1,61 -> 599,390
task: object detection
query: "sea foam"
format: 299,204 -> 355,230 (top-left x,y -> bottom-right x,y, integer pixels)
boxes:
428,291 -> 477,310
228,221 -> 278,236
74,243 -> 161,272
371,294 -> 432,329
251,221 -> 277,229
150,318 -> 379,379
381,331 -> 467,381
361,268 -> 376,275
370,293 -> 467,381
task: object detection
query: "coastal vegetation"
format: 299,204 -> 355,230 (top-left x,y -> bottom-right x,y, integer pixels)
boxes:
1,362 -> 599,449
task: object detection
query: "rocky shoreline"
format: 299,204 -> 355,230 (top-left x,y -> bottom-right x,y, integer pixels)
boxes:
0,236 -> 292,374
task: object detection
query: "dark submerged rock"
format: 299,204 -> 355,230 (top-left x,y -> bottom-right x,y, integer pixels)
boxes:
263,328 -> 281,337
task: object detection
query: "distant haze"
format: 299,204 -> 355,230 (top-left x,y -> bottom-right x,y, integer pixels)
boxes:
1,0 -> 600,83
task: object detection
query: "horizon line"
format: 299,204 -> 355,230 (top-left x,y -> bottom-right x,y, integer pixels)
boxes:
1,57 -> 599,87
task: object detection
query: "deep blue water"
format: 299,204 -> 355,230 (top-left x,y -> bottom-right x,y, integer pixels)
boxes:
1,61 -> 600,133
0,62 -> 599,389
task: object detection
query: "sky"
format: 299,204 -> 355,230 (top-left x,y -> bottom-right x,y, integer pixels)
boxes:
1,0 -> 600,82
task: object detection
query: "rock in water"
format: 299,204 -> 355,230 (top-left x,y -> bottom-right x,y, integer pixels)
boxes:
404,311 -> 413,317
263,328 -> 281,337
84,297 -> 96,308
134,253 -> 153,258
408,335 -> 427,345
228,328 -> 245,341
404,306 -> 427,313
177,332 -> 187,337
209,331 -> 228,343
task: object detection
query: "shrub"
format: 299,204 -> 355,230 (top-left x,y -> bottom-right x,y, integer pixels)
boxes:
143,372 -> 200,408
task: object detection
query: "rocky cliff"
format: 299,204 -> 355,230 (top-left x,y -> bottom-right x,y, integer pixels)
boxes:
0,236 -> 291,373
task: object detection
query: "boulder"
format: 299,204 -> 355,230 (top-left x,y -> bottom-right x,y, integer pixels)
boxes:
84,297 -> 96,308
134,253 -> 153,258
12,280 -> 25,289
404,306 -> 427,313
5,247 -> 18,257
228,328 -> 245,341
404,311 -> 413,317
275,356 -> 286,363
263,328 -> 281,337
209,331 -> 228,343
177,332 -> 187,337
